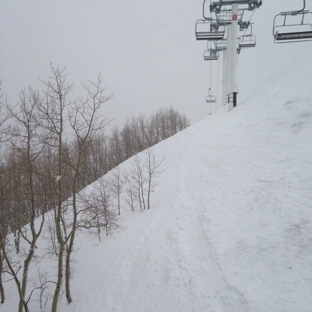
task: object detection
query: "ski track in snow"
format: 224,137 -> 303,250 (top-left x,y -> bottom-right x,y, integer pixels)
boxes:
71,76 -> 312,311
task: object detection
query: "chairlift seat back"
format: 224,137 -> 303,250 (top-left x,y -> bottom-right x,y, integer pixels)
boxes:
195,19 -> 225,41
206,95 -> 216,103
215,39 -> 227,51
206,88 -> 216,103
203,50 -> 219,61
204,54 -> 219,61
196,31 -> 225,41
239,34 -> 256,48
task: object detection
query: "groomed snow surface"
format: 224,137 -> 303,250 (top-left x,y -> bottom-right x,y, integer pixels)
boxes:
2,50 -> 312,312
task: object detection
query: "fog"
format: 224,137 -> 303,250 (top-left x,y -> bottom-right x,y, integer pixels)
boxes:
1,0 -> 311,127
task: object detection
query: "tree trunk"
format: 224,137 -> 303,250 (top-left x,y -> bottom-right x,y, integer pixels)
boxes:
51,102 -> 65,312
0,238 -> 29,312
0,248 -> 5,304
51,190 -> 65,312
65,175 -> 78,304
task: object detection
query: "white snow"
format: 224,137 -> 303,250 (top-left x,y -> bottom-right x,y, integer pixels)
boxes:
1,49 -> 312,312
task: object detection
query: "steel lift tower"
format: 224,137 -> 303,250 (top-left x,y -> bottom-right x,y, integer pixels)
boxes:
195,0 -> 262,111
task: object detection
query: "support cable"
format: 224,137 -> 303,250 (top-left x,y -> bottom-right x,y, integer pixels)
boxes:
209,0 -> 213,94
210,52 -> 212,88
216,53 -> 221,102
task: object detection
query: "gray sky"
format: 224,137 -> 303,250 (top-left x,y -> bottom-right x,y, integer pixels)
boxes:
1,0 -> 311,127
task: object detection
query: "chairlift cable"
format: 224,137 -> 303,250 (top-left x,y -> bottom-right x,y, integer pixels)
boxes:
216,53 -> 221,102
209,0 -> 214,101
210,49 -> 212,89
301,0 -> 306,13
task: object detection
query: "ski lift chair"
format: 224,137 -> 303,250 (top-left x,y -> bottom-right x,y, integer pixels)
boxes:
215,39 -> 227,51
238,34 -> 256,48
273,0 -> 312,43
195,19 -> 225,40
206,88 -> 216,103
238,23 -> 256,49
203,49 -> 219,61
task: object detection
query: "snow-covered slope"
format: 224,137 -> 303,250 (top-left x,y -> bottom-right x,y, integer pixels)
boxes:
2,49 -> 312,312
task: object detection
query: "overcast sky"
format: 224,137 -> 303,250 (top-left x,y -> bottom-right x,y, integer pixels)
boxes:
1,0 -> 311,127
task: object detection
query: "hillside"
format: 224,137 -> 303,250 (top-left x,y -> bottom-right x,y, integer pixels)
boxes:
2,49 -> 312,312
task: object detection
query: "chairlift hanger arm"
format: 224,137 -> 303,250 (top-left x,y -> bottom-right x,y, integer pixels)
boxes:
216,9 -> 244,22
239,20 -> 250,30
280,0 -> 306,15
203,0 -> 213,19
300,0 -> 307,12
281,0 -> 305,15
210,0 -> 262,13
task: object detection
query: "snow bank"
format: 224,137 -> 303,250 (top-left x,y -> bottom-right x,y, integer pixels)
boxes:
2,50 -> 312,312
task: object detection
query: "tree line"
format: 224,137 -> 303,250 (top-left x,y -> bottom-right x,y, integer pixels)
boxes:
0,66 -> 189,311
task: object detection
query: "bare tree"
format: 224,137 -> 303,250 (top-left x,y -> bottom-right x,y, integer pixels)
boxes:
0,82 -> 8,304
29,268 -> 56,312
0,236 -> 27,310
0,162 -> 7,304
0,72 -> 184,311
0,246 -> 4,304
108,166 -> 125,215
108,127 -> 124,168
129,154 -> 146,210
124,148 -> 165,211
77,178 -> 122,239
0,80 -> 10,142
35,64 -> 73,312
123,173 -> 139,212
64,74 -> 112,304
94,133 -> 108,178
143,148 -> 165,210
120,119 -> 133,160
2,88 -> 46,312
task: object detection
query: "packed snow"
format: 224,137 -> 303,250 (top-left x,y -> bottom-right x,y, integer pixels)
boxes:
1,49 -> 312,312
